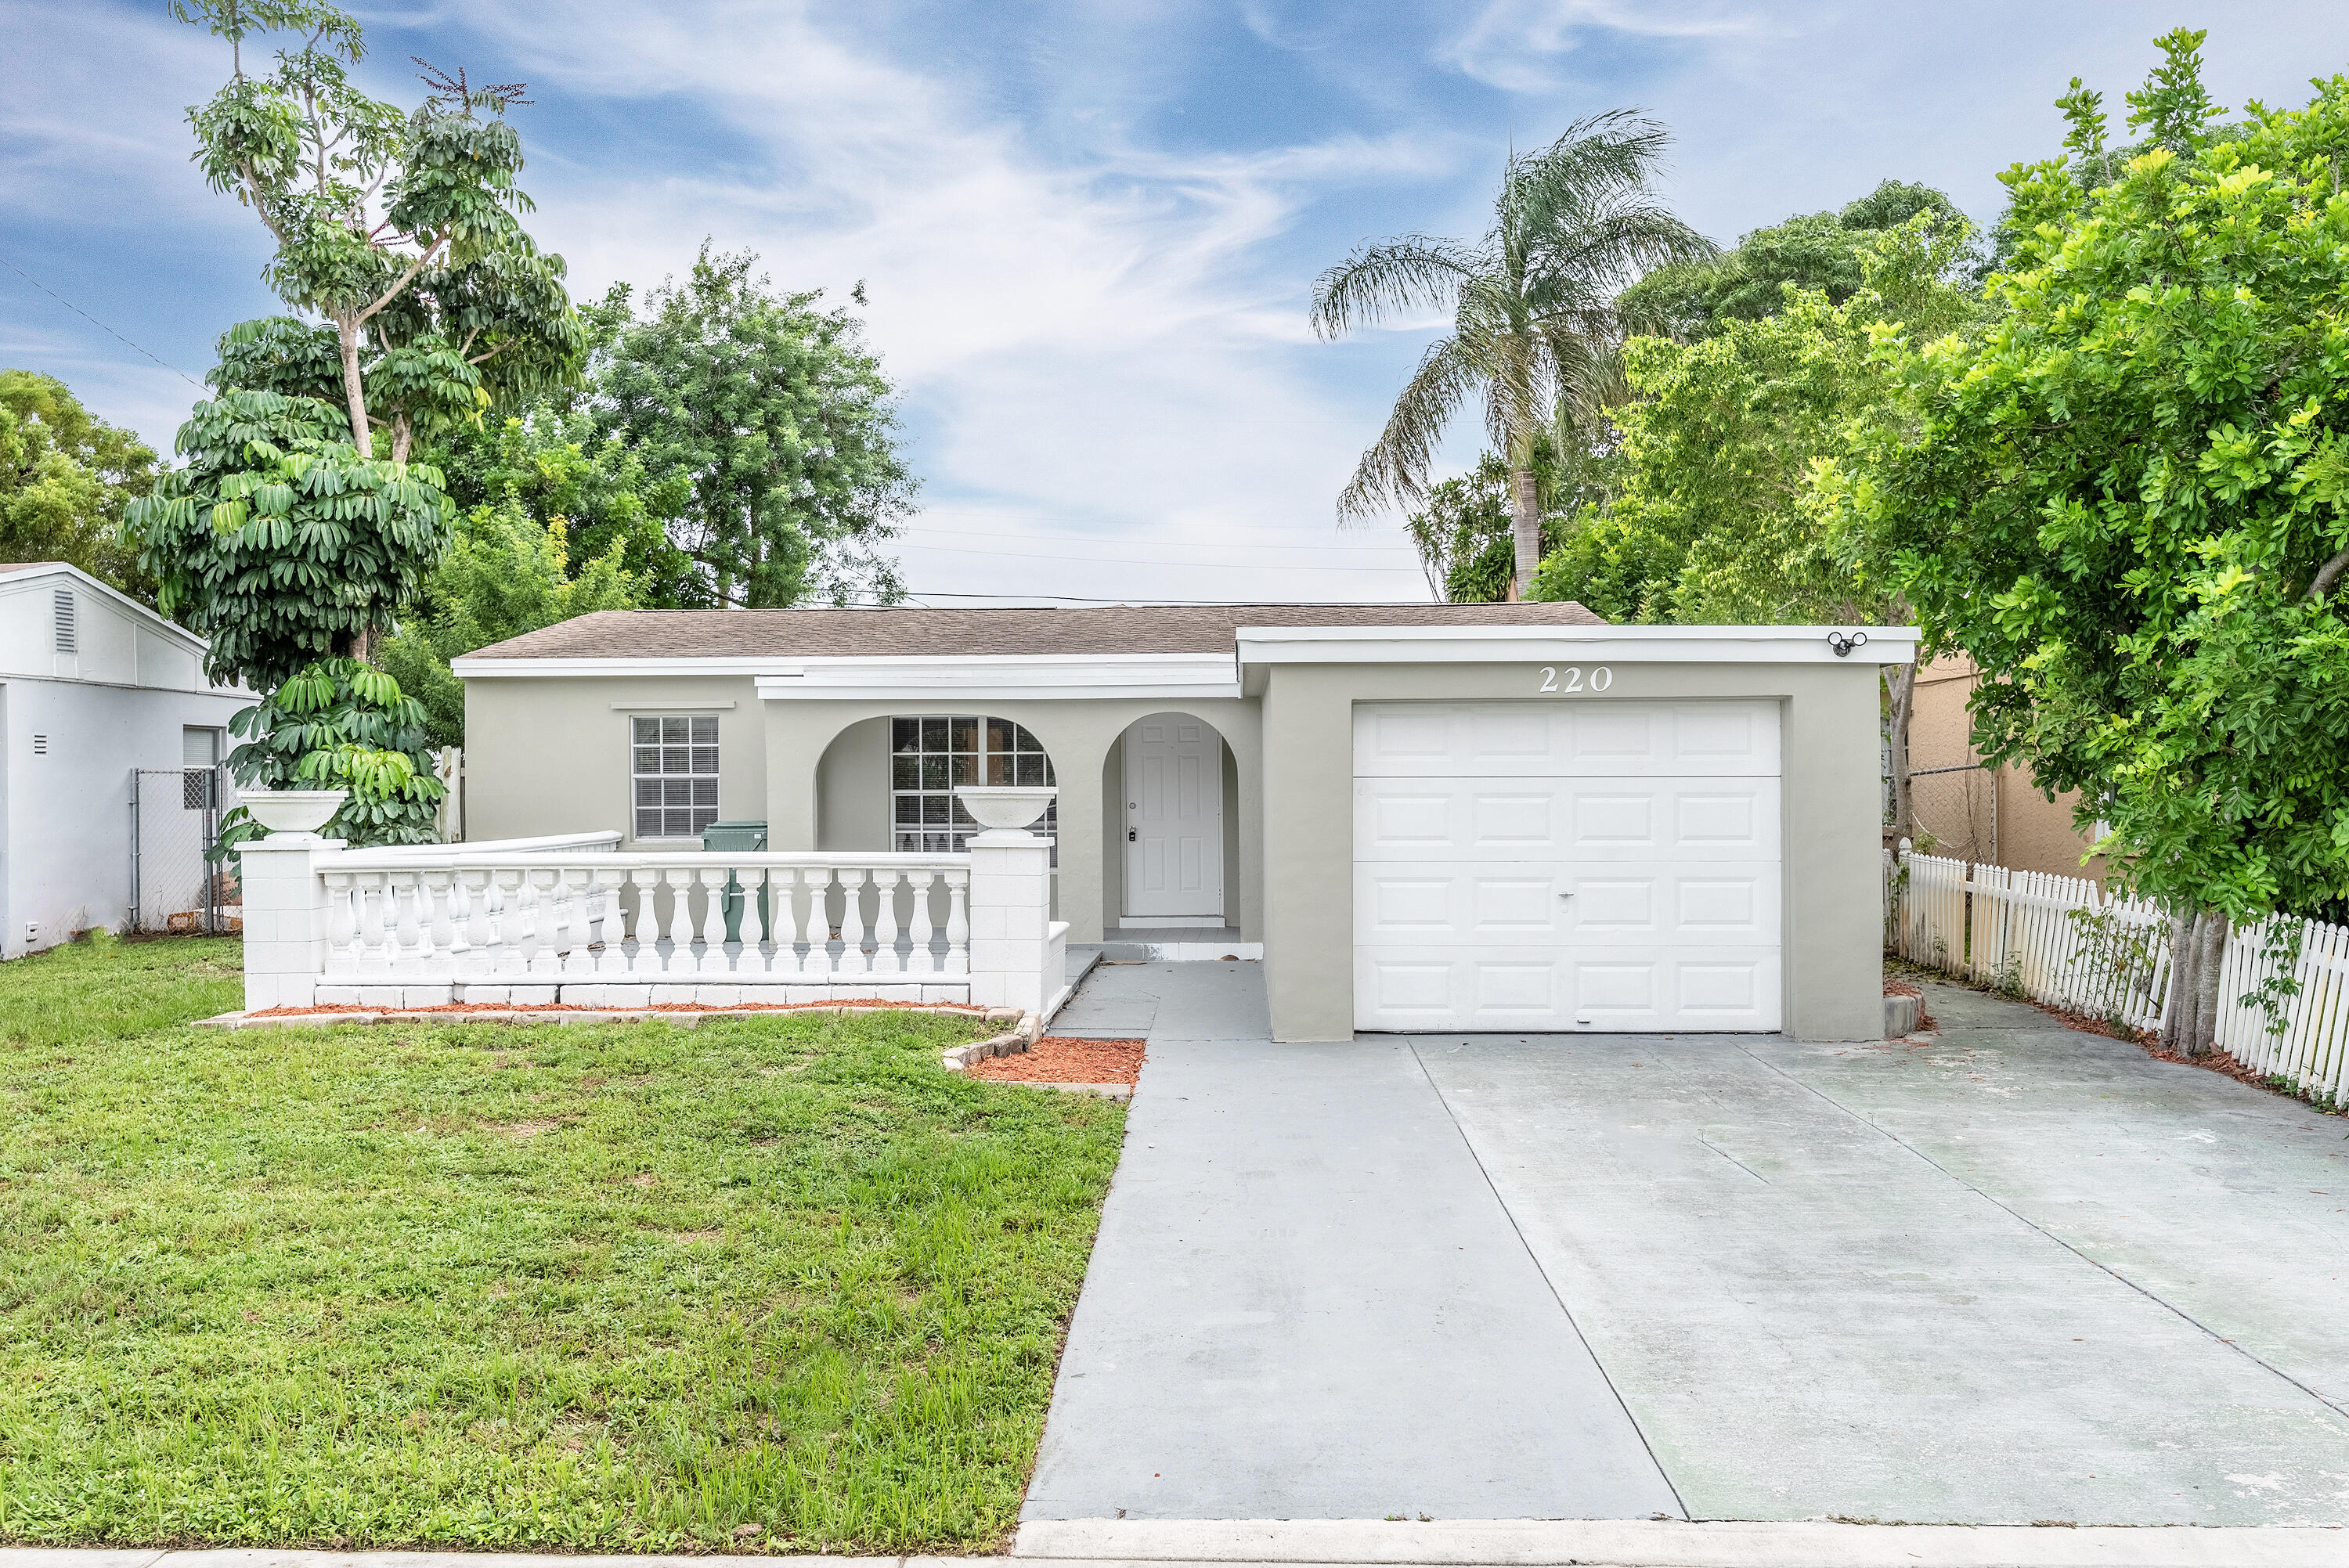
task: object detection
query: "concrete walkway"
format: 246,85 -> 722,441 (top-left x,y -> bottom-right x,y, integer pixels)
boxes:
1027,965 -> 2349,1527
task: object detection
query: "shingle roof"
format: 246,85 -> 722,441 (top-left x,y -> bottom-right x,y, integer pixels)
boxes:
463,601 -> 1607,661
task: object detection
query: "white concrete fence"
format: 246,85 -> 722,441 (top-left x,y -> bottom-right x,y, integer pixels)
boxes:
239,827 -> 1068,1017
1889,850 -> 2349,1098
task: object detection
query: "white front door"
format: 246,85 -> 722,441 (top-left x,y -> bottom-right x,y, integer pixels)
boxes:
1123,719 -> 1224,921
1353,700 -> 1784,1032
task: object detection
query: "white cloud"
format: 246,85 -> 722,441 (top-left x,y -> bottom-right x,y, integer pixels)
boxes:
453,0 -> 1445,602
1442,0 -> 1771,94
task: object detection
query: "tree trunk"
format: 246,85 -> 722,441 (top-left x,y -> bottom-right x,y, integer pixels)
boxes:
336,318 -> 372,460
2163,910 -> 2199,1052
1510,465 -> 1540,602
1887,663 -> 1918,839
390,414 -> 413,466
2192,911 -> 2229,1058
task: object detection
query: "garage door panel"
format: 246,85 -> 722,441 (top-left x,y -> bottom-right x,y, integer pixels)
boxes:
1356,863 -> 1781,943
1356,701 -> 1781,777
1354,945 -> 1782,1031
1358,778 -> 1781,862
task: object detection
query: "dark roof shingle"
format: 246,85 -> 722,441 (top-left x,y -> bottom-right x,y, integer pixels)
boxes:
464,601 -> 1607,661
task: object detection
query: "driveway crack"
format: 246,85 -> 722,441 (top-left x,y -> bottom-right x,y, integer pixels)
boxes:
1730,1039 -> 2349,1425
1408,1039 -> 1692,1521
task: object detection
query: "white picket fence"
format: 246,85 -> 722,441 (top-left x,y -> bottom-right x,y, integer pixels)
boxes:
1887,852 -> 2349,1100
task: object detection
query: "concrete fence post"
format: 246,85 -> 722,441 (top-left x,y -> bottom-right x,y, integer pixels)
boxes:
235,836 -> 341,1013
964,833 -> 1066,1015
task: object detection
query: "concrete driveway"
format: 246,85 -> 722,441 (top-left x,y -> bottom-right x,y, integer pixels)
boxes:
1026,964 -> 2349,1526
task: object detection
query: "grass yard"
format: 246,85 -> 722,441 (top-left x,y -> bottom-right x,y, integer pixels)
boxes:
0,936 -> 1127,1552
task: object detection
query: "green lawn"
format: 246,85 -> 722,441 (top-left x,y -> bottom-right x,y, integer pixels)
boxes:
0,935 -> 1126,1552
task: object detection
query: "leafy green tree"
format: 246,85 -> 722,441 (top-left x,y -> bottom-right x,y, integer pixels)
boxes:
175,2 -> 580,461
378,499 -> 643,747
1535,218 -> 1977,831
130,388 -> 450,845
0,370 -> 158,598
129,1 -> 579,845
1618,179 -> 1970,339
595,247 -> 913,607
1403,447 -> 1588,602
1822,32 -> 2349,1048
436,406 -> 695,607
1312,112 -> 1714,593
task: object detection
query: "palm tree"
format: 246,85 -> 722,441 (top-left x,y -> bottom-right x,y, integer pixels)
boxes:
1312,111 -> 1715,596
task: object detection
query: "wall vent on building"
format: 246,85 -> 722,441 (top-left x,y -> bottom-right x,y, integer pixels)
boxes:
32,734 -> 49,755
52,588 -> 78,654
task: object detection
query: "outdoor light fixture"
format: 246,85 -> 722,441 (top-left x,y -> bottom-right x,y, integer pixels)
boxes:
1826,629 -> 1869,658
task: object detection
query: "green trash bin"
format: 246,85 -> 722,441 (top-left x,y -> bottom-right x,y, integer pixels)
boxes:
700,820 -> 769,943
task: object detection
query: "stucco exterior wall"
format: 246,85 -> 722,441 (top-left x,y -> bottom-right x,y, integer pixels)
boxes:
0,676 -> 247,957
760,697 -> 1262,946
1909,653 -> 2102,879
462,676 -> 763,845
1256,659 -> 1888,1044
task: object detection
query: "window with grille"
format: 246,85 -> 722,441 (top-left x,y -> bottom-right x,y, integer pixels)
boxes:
52,589 -> 76,654
890,716 -> 1055,854
632,715 -> 719,839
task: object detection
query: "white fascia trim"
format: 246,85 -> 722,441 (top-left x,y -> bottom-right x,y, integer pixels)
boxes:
1236,623 -> 1921,666
755,652 -> 1241,702
453,656 -> 782,678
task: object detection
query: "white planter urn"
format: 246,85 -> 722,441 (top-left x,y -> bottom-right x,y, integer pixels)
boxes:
954,784 -> 1057,845
236,788 -> 349,841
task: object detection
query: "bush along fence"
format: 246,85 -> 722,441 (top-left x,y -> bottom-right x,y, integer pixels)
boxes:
1886,852 -> 2349,1108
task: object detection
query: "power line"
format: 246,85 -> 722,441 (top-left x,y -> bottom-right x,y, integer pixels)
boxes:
897,539 -> 1420,572
0,252 -> 207,391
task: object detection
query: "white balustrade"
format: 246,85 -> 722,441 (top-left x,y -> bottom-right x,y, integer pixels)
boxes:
240,827 -> 1065,1015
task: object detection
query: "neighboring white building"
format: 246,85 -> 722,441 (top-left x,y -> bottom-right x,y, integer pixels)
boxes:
0,562 -> 251,957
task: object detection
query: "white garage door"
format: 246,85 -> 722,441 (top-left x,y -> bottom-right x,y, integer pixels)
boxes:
1354,700 -> 1782,1033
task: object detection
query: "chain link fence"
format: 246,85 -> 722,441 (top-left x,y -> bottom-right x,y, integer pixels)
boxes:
1907,761 -> 1996,863
131,766 -> 231,934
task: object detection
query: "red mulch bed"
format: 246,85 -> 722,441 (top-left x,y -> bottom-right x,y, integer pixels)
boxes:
967,1036 -> 1146,1087
247,998 -> 990,1018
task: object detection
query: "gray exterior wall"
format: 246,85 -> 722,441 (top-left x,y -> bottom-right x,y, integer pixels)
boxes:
464,676 -> 763,846
1256,659 -> 1885,1044
761,697 -> 1263,946
460,656 -> 1885,1044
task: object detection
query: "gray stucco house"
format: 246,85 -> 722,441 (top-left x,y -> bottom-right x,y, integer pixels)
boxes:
453,602 -> 1915,1043
0,562 -> 250,956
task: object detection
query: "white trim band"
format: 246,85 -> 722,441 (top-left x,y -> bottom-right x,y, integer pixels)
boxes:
1236,622 -> 1921,667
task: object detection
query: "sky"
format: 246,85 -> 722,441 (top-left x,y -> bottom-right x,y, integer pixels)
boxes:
5,2 -> 2347,607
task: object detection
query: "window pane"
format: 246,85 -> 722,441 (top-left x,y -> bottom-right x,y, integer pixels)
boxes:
634,745 -> 660,773
661,808 -> 688,837
663,780 -> 691,806
922,795 -> 947,824
893,795 -> 924,825
951,752 -> 979,786
1015,753 -> 1044,786
893,717 -> 920,752
892,756 -> 920,788
662,745 -> 687,773
691,745 -> 718,773
951,797 -> 976,826
987,753 -> 1012,785
1013,722 -> 1045,753
988,717 -> 1015,755
635,717 -> 659,744
691,805 -> 718,834
691,778 -> 718,806
662,717 -> 689,744
951,717 -> 980,753
921,716 -> 947,750
691,716 -> 717,744
1041,754 -> 1055,784
920,755 -> 947,788
893,830 -> 918,852
926,831 -> 952,853
636,807 -> 662,836
635,779 -> 662,806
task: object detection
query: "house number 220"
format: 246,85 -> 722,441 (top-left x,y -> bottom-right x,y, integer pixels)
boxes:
1539,665 -> 1611,694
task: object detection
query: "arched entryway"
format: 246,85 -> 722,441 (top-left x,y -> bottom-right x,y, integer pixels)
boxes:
1109,712 -> 1233,929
